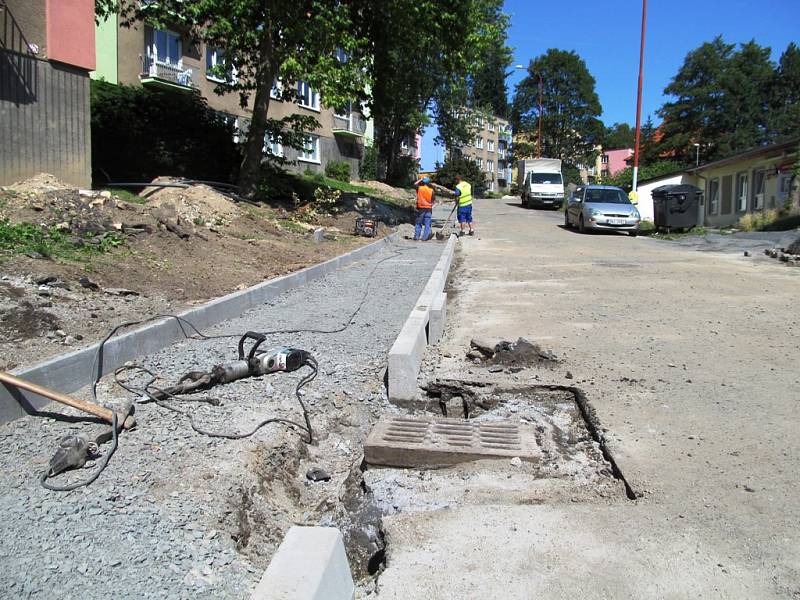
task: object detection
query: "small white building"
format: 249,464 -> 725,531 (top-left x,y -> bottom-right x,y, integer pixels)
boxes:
635,172 -> 699,222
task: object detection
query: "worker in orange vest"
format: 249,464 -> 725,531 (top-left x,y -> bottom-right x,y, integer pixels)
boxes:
413,177 -> 436,241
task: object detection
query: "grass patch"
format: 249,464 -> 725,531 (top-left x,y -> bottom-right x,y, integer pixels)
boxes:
738,208 -> 800,232
105,187 -> 146,204
0,219 -> 124,261
277,219 -> 309,234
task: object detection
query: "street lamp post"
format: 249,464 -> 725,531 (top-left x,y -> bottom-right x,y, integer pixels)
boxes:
631,0 -> 648,194
694,143 -> 700,167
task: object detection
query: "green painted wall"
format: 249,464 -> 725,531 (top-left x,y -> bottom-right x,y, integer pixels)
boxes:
91,15 -> 118,84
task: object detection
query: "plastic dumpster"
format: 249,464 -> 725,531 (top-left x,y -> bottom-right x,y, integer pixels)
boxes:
651,184 -> 703,231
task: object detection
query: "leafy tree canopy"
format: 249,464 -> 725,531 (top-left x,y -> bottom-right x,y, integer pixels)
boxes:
511,49 -> 603,166
603,122 -> 635,150
95,0 -> 373,196
604,160 -> 683,191
433,155 -> 486,193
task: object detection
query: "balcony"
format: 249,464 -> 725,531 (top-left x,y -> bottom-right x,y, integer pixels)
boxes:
498,130 -> 512,142
332,113 -> 367,138
141,56 -> 197,91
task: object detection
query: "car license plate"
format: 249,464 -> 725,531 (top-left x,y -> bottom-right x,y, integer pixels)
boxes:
608,219 -> 624,225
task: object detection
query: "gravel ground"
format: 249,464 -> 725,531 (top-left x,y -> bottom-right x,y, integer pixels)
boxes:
0,237 -> 443,599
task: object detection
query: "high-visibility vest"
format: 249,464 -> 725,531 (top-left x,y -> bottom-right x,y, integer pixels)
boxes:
456,181 -> 472,207
416,185 -> 434,209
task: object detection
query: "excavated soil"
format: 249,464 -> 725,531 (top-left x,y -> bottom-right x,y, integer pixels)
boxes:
0,174 -> 412,371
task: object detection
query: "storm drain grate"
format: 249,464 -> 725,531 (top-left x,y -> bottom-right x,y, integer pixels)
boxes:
364,415 -> 540,468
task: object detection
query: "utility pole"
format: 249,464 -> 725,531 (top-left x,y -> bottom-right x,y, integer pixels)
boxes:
631,0 -> 647,194
536,72 -> 543,159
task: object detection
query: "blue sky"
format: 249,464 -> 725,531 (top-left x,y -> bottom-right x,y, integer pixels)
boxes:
420,0 -> 799,170
505,0 -> 800,126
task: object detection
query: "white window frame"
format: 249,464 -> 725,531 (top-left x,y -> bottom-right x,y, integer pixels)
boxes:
263,133 -> 283,157
752,169 -> 765,210
487,139 -> 495,152
475,137 -> 484,149
299,134 -> 320,163
736,171 -> 749,212
151,29 -> 182,67
708,177 -> 720,215
487,121 -> 495,132
475,157 -> 483,168
487,159 -> 494,173
297,81 -> 320,111
206,47 -> 237,83
270,78 -> 283,99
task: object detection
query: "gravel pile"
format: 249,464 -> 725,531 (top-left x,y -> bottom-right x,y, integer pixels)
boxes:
0,237 -> 443,598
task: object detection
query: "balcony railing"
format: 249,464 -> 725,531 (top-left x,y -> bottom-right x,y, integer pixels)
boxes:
141,56 -> 197,90
332,113 -> 367,137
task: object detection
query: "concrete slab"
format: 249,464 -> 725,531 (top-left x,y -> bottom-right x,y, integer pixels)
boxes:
428,292 -> 447,344
364,415 -> 540,468
251,526 -> 354,600
387,306 -> 428,401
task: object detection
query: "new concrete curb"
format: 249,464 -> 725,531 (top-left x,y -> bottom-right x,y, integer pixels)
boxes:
388,234 -> 457,401
250,526 -> 355,600
0,234 -> 399,425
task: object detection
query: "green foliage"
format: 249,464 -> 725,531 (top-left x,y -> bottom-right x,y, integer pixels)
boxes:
98,0 -> 374,196
432,155 -> 486,193
561,163 -> 584,187
604,161 -> 683,190
739,208 -> 800,232
324,160 -> 351,183
603,123 -> 635,150
105,188 -> 145,204
511,50 -> 603,166
0,219 -> 124,260
90,80 -> 240,185
656,37 -> 798,165
359,145 -> 379,180
770,43 -> 800,137
386,155 -> 420,188
469,29 -> 514,118
368,0 -> 508,182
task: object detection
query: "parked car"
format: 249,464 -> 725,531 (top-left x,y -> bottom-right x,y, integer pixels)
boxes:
564,185 -> 641,236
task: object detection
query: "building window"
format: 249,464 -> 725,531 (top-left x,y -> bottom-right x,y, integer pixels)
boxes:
487,159 -> 494,173
475,137 -> 484,149
206,47 -> 236,83
488,121 -> 495,132
335,48 -> 348,63
601,155 -> 609,164
752,169 -> 765,210
297,81 -> 319,110
263,133 -> 283,157
299,135 -> 320,163
708,178 -> 720,215
153,29 -> 181,65
475,157 -> 483,168
487,139 -> 495,152
736,172 -> 749,212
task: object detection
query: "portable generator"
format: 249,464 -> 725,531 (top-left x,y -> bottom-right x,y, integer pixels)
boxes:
354,217 -> 378,237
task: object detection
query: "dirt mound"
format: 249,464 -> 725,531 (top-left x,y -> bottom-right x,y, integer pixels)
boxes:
787,236 -> 800,255
4,173 -> 73,195
142,178 -> 240,227
357,180 -> 412,202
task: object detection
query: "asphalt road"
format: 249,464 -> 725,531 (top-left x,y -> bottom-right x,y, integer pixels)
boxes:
375,198 -> 800,599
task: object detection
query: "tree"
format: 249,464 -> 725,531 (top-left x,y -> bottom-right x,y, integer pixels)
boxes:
511,49 -> 603,166
367,0 -> 507,184
96,0 -> 372,197
770,42 -> 800,138
469,31 -> 513,118
604,160 -> 683,191
602,122 -> 635,150
656,37 -> 777,164
432,155 -> 486,193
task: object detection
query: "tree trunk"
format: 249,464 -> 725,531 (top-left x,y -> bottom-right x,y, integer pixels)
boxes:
238,33 -> 276,198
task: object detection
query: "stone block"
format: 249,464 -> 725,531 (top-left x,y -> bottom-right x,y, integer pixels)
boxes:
428,292 -> 447,344
251,526 -> 354,600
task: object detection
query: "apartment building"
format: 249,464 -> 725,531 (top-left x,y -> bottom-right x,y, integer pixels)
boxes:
1,0 -> 95,187
453,111 -> 513,192
92,18 -> 367,178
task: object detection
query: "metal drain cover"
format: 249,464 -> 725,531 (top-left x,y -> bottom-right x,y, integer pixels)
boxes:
364,415 -> 540,468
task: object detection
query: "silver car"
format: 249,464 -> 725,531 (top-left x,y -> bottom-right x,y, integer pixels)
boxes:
564,185 -> 641,236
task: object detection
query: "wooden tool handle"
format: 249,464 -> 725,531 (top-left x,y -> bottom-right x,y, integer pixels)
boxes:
0,372 -> 132,428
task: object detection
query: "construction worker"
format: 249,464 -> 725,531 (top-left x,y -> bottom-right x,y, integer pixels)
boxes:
413,176 -> 436,241
453,175 -> 474,236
